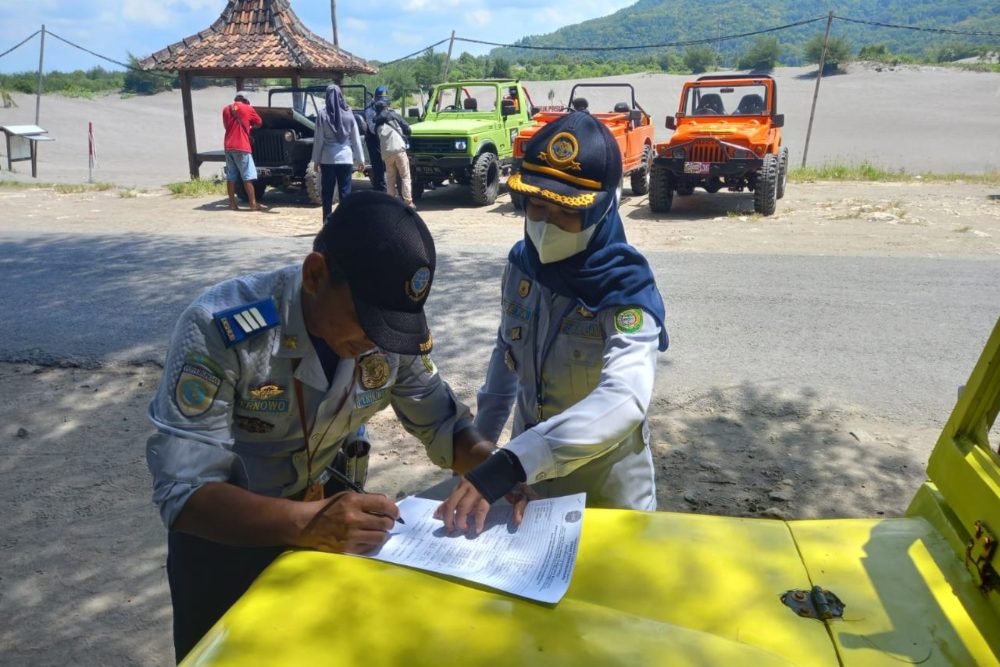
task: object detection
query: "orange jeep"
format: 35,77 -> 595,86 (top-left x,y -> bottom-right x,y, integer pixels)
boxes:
511,83 -> 655,208
649,74 -> 788,216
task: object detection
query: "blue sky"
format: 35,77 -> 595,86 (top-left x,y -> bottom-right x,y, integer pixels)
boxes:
0,0 -> 636,73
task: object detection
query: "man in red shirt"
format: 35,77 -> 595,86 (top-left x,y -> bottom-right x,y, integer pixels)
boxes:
222,93 -> 266,211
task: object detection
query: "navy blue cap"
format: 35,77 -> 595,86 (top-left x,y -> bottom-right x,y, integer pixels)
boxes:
374,85 -> 388,96
316,192 -> 435,355
508,111 -> 622,210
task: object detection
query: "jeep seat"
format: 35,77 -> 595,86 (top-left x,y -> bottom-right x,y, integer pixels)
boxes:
613,102 -> 630,113
695,93 -> 725,115
463,98 -> 478,111
735,94 -> 766,115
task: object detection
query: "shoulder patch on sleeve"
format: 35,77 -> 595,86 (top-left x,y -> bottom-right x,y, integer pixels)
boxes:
614,307 -> 644,334
174,354 -> 224,418
213,298 -> 280,348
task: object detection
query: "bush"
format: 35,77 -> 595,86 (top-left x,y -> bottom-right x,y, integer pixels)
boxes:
683,47 -> 718,74
803,34 -> 853,70
737,37 -> 781,72
122,54 -> 175,95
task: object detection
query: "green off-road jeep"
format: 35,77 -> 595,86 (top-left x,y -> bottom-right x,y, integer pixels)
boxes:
407,80 -> 538,205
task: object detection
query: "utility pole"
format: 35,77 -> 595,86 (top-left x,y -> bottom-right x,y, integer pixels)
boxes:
441,30 -> 456,82
35,25 -> 45,125
801,12 -> 833,168
330,0 -> 339,46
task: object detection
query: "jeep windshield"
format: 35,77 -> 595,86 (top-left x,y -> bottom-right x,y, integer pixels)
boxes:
682,84 -> 769,117
429,85 -> 499,113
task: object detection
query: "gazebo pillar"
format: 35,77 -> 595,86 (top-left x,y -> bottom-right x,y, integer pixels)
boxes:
180,72 -> 200,179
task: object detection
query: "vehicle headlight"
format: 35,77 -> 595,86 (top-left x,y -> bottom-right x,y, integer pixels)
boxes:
672,147 -> 686,159
454,140 -> 467,150
283,131 -> 294,142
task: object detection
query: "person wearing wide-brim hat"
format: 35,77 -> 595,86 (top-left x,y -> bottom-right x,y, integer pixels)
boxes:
436,112 -> 670,535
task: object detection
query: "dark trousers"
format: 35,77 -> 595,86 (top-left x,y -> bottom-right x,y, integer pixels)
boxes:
365,133 -> 387,192
167,530 -> 284,663
320,163 -> 355,222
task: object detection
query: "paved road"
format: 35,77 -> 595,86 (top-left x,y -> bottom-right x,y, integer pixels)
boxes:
1,231 -> 997,426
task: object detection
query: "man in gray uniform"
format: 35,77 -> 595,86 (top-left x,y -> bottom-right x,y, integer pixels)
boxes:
435,112 -> 669,535
146,192 -> 493,661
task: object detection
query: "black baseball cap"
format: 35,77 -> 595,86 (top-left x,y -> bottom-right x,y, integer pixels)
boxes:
316,192 -> 435,355
508,111 -> 622,210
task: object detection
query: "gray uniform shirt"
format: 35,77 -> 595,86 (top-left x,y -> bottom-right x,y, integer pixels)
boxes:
146,265 -> 471,528
475,263 -> 661,510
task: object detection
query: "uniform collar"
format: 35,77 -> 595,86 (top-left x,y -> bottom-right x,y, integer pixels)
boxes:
269,267 -> 330,390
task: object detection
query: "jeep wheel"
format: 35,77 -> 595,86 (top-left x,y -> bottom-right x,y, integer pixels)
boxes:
471,152 -> 500,206
235,180 -> 266,204
776,146 -> 789,200
753,153 -> 779,216
510,192 -> 524,211
411,174 -> 424,201
649,163 -> 674,213
305,165 -> 323,206
630,145 -> 653,195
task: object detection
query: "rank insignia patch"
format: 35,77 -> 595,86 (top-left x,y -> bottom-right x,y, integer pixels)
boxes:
213,298 -> 280,348
360,353 -> 390,389
175,361 -> 223,417
614,307 -> 644,334
518,279 -> 532,298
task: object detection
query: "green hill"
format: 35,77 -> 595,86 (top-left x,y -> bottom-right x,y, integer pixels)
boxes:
491,0 -> 1000,65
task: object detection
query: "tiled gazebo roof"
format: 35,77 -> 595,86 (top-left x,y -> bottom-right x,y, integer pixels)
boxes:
139,0 -> 375,76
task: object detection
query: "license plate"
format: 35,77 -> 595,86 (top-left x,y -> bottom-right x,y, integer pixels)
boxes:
684,162 -> 711,175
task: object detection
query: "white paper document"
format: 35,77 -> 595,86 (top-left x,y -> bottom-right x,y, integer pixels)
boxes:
361,493 -> 586,604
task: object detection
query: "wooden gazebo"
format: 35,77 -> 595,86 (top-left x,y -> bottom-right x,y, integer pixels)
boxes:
139,0 -> 375,179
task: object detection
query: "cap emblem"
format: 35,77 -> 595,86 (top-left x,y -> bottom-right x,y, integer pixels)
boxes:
406,266 -> 431,302
542,132 -> 582,171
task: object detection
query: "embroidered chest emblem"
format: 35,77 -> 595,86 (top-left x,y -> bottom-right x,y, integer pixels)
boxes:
360,353 -> 390,389
249,383 -> 284,399
518,279 -> 532,298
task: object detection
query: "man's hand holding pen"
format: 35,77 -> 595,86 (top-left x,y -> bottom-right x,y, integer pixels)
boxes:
293,491 -> 402,555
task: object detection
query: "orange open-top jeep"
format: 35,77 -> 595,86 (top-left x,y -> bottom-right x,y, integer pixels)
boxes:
649,74 -> 788,216
512,83 -> 655,208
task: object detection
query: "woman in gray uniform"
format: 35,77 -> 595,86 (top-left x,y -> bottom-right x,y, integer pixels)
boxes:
437,111 -> 669,534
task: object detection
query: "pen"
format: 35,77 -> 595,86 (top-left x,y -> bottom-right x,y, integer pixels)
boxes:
326,467 -> 405,524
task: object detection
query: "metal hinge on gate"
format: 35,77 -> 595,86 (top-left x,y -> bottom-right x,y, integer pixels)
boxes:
966,520 -> 998,592
780,586 -> 845,620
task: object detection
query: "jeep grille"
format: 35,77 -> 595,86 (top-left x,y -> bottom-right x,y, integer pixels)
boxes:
252,131 -> 289,165
691,140 -> 726,163
409,137 -> 463,153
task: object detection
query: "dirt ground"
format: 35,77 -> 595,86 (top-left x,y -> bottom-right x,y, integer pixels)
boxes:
1,72 -> 1000,663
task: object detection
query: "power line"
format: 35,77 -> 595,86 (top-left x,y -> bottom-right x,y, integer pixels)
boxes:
834,16 -> 1000,38
456,16 -> 828,52
377,39 -> 451,67
0,30 -> 40,61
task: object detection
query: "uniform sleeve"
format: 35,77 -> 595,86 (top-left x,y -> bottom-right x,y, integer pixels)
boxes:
389,354 -> 473,470
145,302 -> 241,528
311,117 -> 324,165
474,326 -> 518,442
505,307 -> 660,485
351,121 -> 365,167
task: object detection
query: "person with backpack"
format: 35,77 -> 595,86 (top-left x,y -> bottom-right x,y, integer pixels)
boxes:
373,100 -> 414,207
222,92 -> 265,211
311,84 -> 366,223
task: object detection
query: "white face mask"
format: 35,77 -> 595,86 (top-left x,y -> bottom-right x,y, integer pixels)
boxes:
526,216 -> 597,264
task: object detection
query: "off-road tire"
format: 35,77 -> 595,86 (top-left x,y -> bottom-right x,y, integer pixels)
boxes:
630,145 -> 653,195
305,166 -> 323,205
776,146 -> 789,200
753,153 -> 779,216
649,162 -> 674,213
471,152 -> 500,205
511,192 -> 524,211
235,180 -> 266,203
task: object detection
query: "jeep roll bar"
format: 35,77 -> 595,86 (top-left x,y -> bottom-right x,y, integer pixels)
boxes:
567,82 -> 649,118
